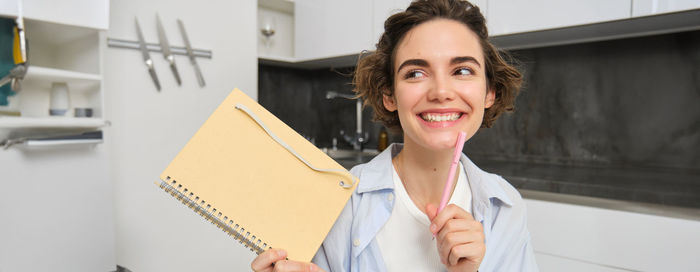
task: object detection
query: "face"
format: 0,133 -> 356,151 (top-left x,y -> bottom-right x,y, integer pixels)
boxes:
384,19 -> 495,151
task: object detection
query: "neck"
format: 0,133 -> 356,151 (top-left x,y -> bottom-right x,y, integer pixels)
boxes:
393,138 -> 461,212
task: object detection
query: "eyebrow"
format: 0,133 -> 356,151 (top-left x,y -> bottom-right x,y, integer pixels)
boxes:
396,59 -> 429,73
451,56 -> 481,68
396,56 -> 481,73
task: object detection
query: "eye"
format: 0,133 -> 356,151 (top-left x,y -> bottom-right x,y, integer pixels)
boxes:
404,70 -> 426,80
454,67 -> 474,76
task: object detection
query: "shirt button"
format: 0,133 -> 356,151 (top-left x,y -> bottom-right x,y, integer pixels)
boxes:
353,239 -> 360,247
387,194 -> 394,202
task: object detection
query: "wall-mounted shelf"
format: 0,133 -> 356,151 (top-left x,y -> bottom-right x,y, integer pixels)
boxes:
0,17 -> 106,130
0,117 -> 107,129
24,66 -> 102,85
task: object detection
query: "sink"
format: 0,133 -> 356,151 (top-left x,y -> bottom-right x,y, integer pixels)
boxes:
324,149 -> 379,169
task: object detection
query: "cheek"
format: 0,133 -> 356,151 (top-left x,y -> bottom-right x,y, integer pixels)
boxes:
458,82 -> 489,107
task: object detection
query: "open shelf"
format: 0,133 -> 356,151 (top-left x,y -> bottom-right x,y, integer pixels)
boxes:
24,66 -> 102,85
0,117 -> 107,129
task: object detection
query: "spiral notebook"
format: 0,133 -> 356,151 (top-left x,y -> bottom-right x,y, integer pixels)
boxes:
157,88 -> 358,262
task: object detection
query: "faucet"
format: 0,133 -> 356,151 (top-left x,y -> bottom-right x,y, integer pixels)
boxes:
326,91 -> 369,150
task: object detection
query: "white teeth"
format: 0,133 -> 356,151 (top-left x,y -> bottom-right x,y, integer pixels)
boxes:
421,113 -> 461,122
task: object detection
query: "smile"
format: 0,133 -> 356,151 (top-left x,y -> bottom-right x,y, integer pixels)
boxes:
419,112 -> 463,122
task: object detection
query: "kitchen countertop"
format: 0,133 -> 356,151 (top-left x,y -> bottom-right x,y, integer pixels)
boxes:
335,154 -> 700,216
472,158 -> 700,209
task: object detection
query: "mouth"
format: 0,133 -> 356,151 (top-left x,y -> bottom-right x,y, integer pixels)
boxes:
418,112 -> 464,122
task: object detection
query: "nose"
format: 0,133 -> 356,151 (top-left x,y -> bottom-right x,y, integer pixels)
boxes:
427,73 -> 456,103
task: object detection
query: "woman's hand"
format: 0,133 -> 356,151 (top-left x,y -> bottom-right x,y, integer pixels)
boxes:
251,248 -> 325,272
426,203 -> 485,272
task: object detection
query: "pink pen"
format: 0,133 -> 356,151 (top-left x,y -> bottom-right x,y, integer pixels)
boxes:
438,131 -> 467,214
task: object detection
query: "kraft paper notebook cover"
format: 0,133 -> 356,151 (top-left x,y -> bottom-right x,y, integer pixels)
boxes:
157,88 -> 358,262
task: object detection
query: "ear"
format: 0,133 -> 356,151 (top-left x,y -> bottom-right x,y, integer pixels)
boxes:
484,89 -> 496,108
383,93 -> 397,112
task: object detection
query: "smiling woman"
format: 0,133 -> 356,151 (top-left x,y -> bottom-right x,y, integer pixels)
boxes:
251,1 -> 537,271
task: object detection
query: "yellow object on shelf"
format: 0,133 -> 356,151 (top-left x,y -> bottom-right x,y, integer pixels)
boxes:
13,26 -> 23,64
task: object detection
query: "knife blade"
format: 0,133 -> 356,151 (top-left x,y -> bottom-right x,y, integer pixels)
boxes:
177,19 -> 205,87
156,14 -> 181,85
135,17 -> 161,91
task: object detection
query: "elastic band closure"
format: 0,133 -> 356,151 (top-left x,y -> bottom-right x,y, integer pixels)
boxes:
235,103 -> 357,189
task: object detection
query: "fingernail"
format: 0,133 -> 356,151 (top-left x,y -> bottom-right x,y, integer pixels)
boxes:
278,249 -> 287,258
430,224 -> 436,232
309,263 -> 318,272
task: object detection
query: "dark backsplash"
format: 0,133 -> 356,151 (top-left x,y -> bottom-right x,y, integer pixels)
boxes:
258,65 -> 390,150
258,30 -> 700,208
468,30 -> 700,170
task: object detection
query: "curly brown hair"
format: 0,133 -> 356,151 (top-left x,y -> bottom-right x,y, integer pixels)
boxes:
354,0 -> 522,129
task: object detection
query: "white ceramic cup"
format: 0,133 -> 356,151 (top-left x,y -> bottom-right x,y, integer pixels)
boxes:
49,82 -> 70,116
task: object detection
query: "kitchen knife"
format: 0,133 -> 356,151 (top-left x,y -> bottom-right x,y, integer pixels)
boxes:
135,17 -> 161,91
177,19 -> 205,87
156,14 -> 181,85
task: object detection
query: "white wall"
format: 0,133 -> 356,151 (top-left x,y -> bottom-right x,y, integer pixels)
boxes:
104,0 -> 258,271
526,198 -> 700,271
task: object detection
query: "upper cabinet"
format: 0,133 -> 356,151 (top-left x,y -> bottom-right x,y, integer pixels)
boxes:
0,0 -> 109,29
295,0 -> 373,60
259,0 -> 700,68
372,0 -> 413,47
0,0 -> 19,18
632,0 -> 700,16
487,0 -> 631,36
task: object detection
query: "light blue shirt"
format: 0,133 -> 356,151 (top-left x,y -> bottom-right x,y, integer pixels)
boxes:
312,144 -> 539,271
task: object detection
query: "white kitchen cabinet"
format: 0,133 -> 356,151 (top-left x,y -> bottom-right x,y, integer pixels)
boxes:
372,0 -> 412,46
0,4 -> 113,272
632,0 -> 700,17
0,18 -> 107,139
371,0 -> 489,48
22,0 -> 109,29
0,0 -> 19,18
295,0 -> 373,60
0,0 -> 109,29
487,0 -> 632,35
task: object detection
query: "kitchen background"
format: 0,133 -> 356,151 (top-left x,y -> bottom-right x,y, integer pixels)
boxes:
1,0 -> 700,272
260,29 -> 700,208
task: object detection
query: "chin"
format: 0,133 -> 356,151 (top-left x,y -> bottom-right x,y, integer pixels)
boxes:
419,132 -> 468,151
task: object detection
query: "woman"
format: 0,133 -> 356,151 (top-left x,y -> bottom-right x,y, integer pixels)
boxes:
252,0 -> 537,271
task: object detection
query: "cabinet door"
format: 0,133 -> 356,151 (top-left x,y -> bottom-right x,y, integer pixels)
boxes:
372,0 -> 489,49
295,0 -> 373,60
22,0 -> 109,29
372,0 -> 412,47
632,0 -> 700,16
487,0 -> 631,35
0,0 -> 19,18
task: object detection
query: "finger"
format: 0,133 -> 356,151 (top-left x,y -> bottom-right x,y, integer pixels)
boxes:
430,204 -> 474,234
272,259 -> 321,272
438,218 -> 483,243
436,218 -> 471,242
425,203 -> 439,221
447,242 -> 485,266
251,248 -> 287,272
436,231 -> 475,265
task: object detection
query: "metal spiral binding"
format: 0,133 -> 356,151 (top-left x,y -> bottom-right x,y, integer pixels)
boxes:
159,176 -> 269,254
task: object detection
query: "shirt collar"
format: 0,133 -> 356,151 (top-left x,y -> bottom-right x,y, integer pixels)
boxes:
356,143 -> 513,207
356,144 -> 400,193
460,154 -> 513,207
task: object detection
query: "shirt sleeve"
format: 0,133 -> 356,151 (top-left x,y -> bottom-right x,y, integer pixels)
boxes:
494,203 -> 540,272
484,176 -> 540,271
520,235 -> 539,271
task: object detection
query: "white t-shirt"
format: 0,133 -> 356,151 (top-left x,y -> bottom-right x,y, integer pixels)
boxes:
375,162 -> 472,272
